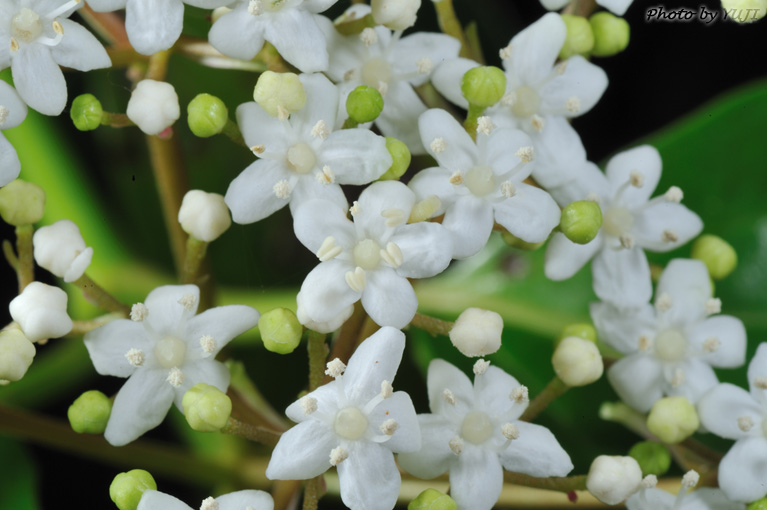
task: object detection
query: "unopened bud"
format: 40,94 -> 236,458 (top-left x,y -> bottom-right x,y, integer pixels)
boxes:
628,441 -> 671,477
68,390 -> 112,434
560,200 -> 603,244
126,80 -> 180,136
346,86 -> 384,124
259,308 -> 303,354
589,12 -> 630,57
378,137 -> 411,181
0,329 -> 35,382
187,94 -> 229,138
33,219 -> 93,282
691,234 -> 737,281
182,383 -> 232,432
371,0 -> 421,30
408,488 -> 457,510
646,396 -> 699,444
110,469 -> 157,510
559,15 -> 594,59
552,336 -> 603,386
558,323 -> 597,345
70,93 -> 103,131
9,282 -> 73,342
178,190 -> 231,242
253,71 -> 306,118
461,66 -> 507,109
0,179 -> 45,226
586,455 -> 642,505
449,308 -> 503,357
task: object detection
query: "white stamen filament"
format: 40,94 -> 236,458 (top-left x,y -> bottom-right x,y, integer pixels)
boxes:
45,0 -> 82,20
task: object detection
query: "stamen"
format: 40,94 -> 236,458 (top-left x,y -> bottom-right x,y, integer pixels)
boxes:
329,446 -> 349,466
476,116 -> 495,135
349,201 -> 361,217
317,236 -> 343,262
442,388 -> 456,405
641,475 -> 658,488
10,38 -> 20,52
381,208 -> 407,228
664,186 -> 683,203
360,27 -> 378,46
200,497 -> 219,510
178,294 -> 197,311
753,377 -> 767,390
376,81 -> 388,97
130,303 -> 149,322
408,195 -> 441,223
629,171 -> 644,188
500,91 -> 516,106
515,146 -> 534,163
276,106 -> 289,121
380,380 -> 393,399
585,192 -> 601,203
430,137 -> 446,154
638,335 -> 652,351
379,419 -> 398,435
300,396 -> 318,415
473,359 -> 490,375
530,115 -> 545,132
316,165 -> 335,185
0,106 -> 8,126
45,0 -> 82,20
662,229 -> 678,243
247,0 -> 263,15
199,335 -> 217,354
416,58 -> 433,74
501,422 -> 519,440
671,368 -> 685,387
702,337 -> 720,353
500,181 -> 516,198
325,358 -> 346,378
499,44 -> 512,60
705,298 -> 721,315
344,266 -> 366,292
167,367 -> 184,387
681,470 -> 699,489
250,144 -> 265,155
343,69 -> 356,82
565,96 -> 581,114
656,293 -> 673,312
311,120 -> 330,139
510,386 -> 528,403
448,436 -> 464,454
449,171 -> 463,185
273,180 -> 291,199
379,242 -> 403,268
125,348 -> 145,367
555,61 -> 568,74
619,233 -> 635,249
737,415 -> 754,432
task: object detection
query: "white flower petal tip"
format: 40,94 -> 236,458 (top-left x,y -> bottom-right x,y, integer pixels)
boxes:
127,80 -> 180,136
33,219 -> 93,282
178,190 -> 232,242
9,282 -> 73,342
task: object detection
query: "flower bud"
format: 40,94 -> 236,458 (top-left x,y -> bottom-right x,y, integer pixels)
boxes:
297,292 -> 354,333
178,190 -> 231,242
253,71 -> 306,119
691,234 -> 737,281
552,336 -> 603,386
378,137 -> 411,181
449,308 -> 503,357
408,488 -> 457,510
559,15 -> 594,60
628,441 -> 671,477
70,94 -> 103,131
558,323 -> 597,344
33,219 -> 93,282
721,0 -> 767,22
589,12 -> 630,57
461,66 -> 507,109
126,79 -> 180,136
371,0 -> 421,31
0,179 -> 45,226
560,200 -> 603,244
646,396 -> 699,444
110,469 -> 157,510
9,282 -> 73,342
68,390 -> 112,434
187,94 -> 229,138
586,455 -> 642,505
259,308 -> 303,354
748,498 -> 767,510
182,383 -> 232,432
346,86 -> 384,124
0,329 -> 35,382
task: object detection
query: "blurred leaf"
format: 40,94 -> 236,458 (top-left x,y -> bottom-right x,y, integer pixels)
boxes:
0,437 -> 39,510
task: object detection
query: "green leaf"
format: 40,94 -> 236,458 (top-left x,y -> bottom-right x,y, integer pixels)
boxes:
0,437 -> 40,510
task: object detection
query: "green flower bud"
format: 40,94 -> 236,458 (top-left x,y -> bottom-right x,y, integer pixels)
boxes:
70,93 -> 103,131
559,15 -> 594,60
346,85 -> 384,123
408,489 -> 457,510
461,66 -> 506,108
259,308 -> 303,354
691,234 -> 737,281
110,469 -> 157,510
253,71 -> 306,118
182,383 -> 232,432
0,329 -> 35,382
378,137 -> 411,181
646,396 -> 699,444
187,93 -> 229,138
589,12 -> 630,57
747,498 -> 767,510
67,390 -> 112,434
721,0 -> 767,23
501,231 -> 544,250
0,179 -> 45,226
552,336 -> 603,387
558,323 -> 597,344
628,441 -> 671,477
560,200 -> 603,244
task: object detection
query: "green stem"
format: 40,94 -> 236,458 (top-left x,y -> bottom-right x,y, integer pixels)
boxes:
101,112 -> 135,128
342,117 -> 359,129
302,476 -> 325,510
15,225 -> 34,293
181,236 -> 208,285
504,473 -> 587,493
72,273 -> 130,315
410,313 -> 454,337
68,313 -> 124,337
463,104 -> 485,139
222,417 -> 282,447
433,0 -> 471,59
307,331 -> 328,391
2,239 -> 19,270
335,13 -> 375,35
145,50 -> 171,81
519,377 -> 569,422
221,118 -> 246,147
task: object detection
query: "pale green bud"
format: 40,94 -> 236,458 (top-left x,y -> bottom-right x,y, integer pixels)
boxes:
378,137 -> 411,181
559,15 -> 594,60
552,336 -> 603,387
691,234 -> 737,281
253,71 -> 306,118
628,441 -> 671,477
68,390 -> 112,434
558,323 -> 597,344
501,231 -> 544,250
70,93 -> 103,131
747,498 -> 767,510
408,489 -> 457,510
346,86 -> 384,123
721,0 -> 767,22
560,200 -> 603,244
0,180 -> 45,226
110,469 -> 157,510
187,94 -> 229,138
0,329 -> 35,382
590,12 -> 630,57
461,66 -> 506,108
646,396 -> 699,444
259,308 -> 303,354
182,383 -> 232,432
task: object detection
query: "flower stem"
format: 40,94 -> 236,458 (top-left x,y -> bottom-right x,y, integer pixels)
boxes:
302,476 -> 326,510
72,273 -> 130,315
2,239 -> 19,270
433,0 -> 472,59
324,303 -> 366,384
463,104 -> 485,140
519,377 -> 569,422
15,225 -> 34,293
101,112 -> 135,128
181,236 -> 208,285
307,331 -> 328,391
410,312 -> 454,337
222,118 -> 246,147
222,417 -> 282,447
504,473 -> 587,494
68,313 -> 125,336
145,50 -> 171,82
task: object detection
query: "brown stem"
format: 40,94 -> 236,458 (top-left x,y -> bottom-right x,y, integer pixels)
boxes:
519,377 -> 569,422
302,476 -> 325,510
15,225 -> 34,292
504,473 -> 587,494
324,303 -> 366,384
433,0 -> 472,59
145,50 -> 172,81
181,236 -> 208,285
101,112 -> 135,128
410,313 -> 454,337
307,331 -> 328,392
222,417 -> 282,447
79,5 -> 131,47
72,273 -> 130,315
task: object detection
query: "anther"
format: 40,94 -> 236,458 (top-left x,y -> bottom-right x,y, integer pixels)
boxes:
641,475 -> 658,488
510,386 -> 529,403
703,337 -> 720,353
200,497 -> 219,510
360,27 -> 378,46
130,303 -> 149,322
473,359 -> 490,375
629,171 -> 644,188
199,335 -> 217,354
311,120 -> 330,139
0,106 -> 8,126
501,91 -> 516,106
501,423 -> 519,441
705,298 -> 721,315
499,44 -> 512,60
737,415 -> 754,432
273,180 -> 291,199
52,21 -> 64,35
167,367 -> 184,387
664,186 -> 683,203
178,294 -> 197,311
530,115 -> 545,132
376,81 -> 388,97
10,38 -> 19,52
277,106 -> 289,121
300,396 -> 318,415
662,229 -> 678,243
325,358 -> 346,378
449,171 -> 463,185
448,436 -> 464,454
681,470 -> 699,489
381,380 -> 393,399
656,293 -> 673,312
476,116 -> 495,135
442,388 -> 456,405
380,419 -> 399,435
379,242 -> 403,268
125,348 -> 145,367
515,146 -> 534,163
316,165 -> 335,185
638,335 -> 652,351
416,58 -> 433,74
565,96 -> 581,114
619,233 -> 635,249
585,192 -> 601,203
381,208 -> 407,228
250,144 -> 265,155
671,368 -> 685,387
349,201 -> 361,216
329,446 -> 349,466
408,195 -> 441,223
344,267 -> 366,292
753,377 -> 767,390
247,0 -> 263,15
430,137 -> 446,154
317,236 -> 343,262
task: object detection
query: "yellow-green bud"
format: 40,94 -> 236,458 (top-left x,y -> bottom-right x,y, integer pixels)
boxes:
747,498 -> 767,510
558,323 -> 597,344
646,396 -> 699,444
259,308 -> 303,354
67,390 -> 112,434
560,200 -> 603,244
589,12 -> 630,57
628,441 -> 671,477
559,15 -> 594,60
0,179 -> 45,226
70,93 -> 103,131
501,231 -> 544,250
253,71 -> 306,118
0,329 -> 35,382
691,234 -> 737,281
187,94 -> 229,138
110,470 -> 157,510
346,86 -> 384,123
408,489 -> 457,510
721,0 -> 767,22
378,137 -> 411,181
182,383 -> 232,432
552,336 -> 603,387
461,66 -> 506,109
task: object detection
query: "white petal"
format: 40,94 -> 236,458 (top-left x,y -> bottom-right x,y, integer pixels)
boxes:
389,32 -> 461,87
655,259 -> 710,325
418,109 -> 477,172
265,10 -> 328,73
506,13 -> 567,85
224,160 -> 292,224
407,166 -> 458,214
235,102 -> 291,152
285,383 -> 341,423
62,246 -> 93,282
390,222 -> 452,278
292,73 -> 339,131
493,183 -> 561,243
589,301 -> 656,354
484,128 -> 534,179
626,488 -> 674,509
368,391 -> 420,453
544,232 -> 601,281
606,146 -> 662,209
748,343 -> 767,396
397,414 -> 456,479
689,316 -> 746,368
83,319 -> 153,377
11,43 -> 67,116
540,0 -> 570,9
337,441 -> 400,510
317,130 -> 391,185
125,0 -> 184,56
547,159 -> 610,206
355,181 -> 416,241
315,15 -> 365,82
361,268 -> 418,329
293,199 -> 356,253
679,488 -> 745,510
607,355 -> 663,413
375,81 -> 428,155
430,57 -> 478,110
216,490 -> 274,510
698,383 -> 762,440
633,202 -> 703,252
299,259 -> 360,323
343,326 -> 405,402
529,117 -> 586,191
0,134 -> 21,187
597,0 -> 633,16
665,358 -> 719,405
183,305 -> 260,357
718,437 -> 767,502
473,366 -> 525,418
449,445 -> 503,510
87,0 -> 128,11
592,247 -> 652,308
0,81 -> 28,128
498,421 -> 573,477
302,0 -> 338,13
265,420 -> 335,479
143,284 -> 199,336
289,177 -> 348,216
172,359 -> 231,410
442,195 -> 494,259
427,359 -> 473,415
208,4 -> 266,61
50,19 -> 110,71
539,55 -> 607,116
137,490 -> 191,510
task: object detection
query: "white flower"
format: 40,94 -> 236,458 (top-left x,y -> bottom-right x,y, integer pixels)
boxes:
33,219 -> 93,282
137,489 -> 273,510
293,180 -> 452,330
545,145 -> 703,308
266,327 -> 420,510
0,0 -> 111,115
591,259 -> 746,412
586,455 -> 642,505
126,80 -> 180,136
626,485 -> 744,510
398,359 -> 573,510
83,284 -> 260,445
698,343 -> 767,503
449,308 -> 503,357
540,0 -> 633,16
371,0 -> 421,31
208,0 -> 339,73
178,190 -> 231,242
225,73 -> 392,225
9,281 -> 73,342
409,108 -> 560,259
0,328 -> 36,382
0,81 -> 27,186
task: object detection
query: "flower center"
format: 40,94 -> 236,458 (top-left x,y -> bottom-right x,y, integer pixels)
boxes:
464,166 -> 496,197
286,142 -> 316,174
654,328 -> 687,362
353,239 -> 381,270
361,57 -> 392,89
603,207 -> 634,237
334,407 -> 369,440
155,336 -> 187,368
461,411 -> 494,445
511,86 -> 540,118
12,8 -> 43,43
